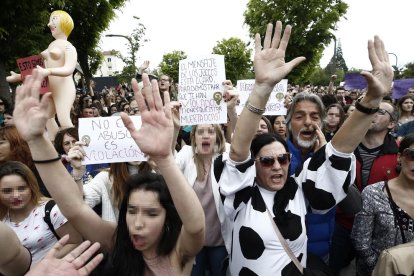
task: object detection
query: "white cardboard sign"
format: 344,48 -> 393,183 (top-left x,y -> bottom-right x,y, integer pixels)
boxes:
78,116 -> 146,164
178,54 -> 227,125
236,79 -> 288,115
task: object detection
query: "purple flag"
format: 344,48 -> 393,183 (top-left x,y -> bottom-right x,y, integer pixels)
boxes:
344,73 -> 367,90
392,79 -> 414,99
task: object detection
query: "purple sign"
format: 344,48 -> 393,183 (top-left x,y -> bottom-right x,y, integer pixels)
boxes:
344,73 -> 367,90
345,73 -> 414,100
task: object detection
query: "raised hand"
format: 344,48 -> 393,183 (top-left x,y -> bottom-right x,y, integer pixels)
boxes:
253,21 -> 306,92
66,142 -> 87,172
13,69 -> 52,142
121,73 -> 173,159
6,71 -> 22,83
27,235 -> 103,276
138,60 -> 150,74
360,36 -> 393,104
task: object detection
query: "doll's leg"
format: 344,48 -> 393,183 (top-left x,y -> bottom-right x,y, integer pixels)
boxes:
53,87 -> 75,128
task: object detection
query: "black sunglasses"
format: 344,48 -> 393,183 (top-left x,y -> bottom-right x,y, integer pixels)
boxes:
402,148 -> 414,161
256,153 -> 291,167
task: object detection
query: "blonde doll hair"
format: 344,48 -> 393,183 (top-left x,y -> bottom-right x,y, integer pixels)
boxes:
51,10 -> 74,37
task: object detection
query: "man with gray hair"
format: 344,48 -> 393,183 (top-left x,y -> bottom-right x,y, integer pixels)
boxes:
285,91 -> 335,261
285,91 -> 326,172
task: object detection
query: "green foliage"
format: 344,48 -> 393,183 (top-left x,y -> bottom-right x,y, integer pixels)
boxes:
212,37 -> 253,84
115,16 -> 149,84
244,0 -> 348,83
402,62 -> 414,79
56,0 -> 128,82
0,0 -> 128,95
308,66 -> 344,86
308,67 -> 330,86
325,41 -> 348,75
158,51 -> 188,83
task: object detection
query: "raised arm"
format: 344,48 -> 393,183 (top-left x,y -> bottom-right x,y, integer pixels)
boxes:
230,22 -> 305,161
223,80 -> 239,143
12,69 -> 116,252
0,222 -> 31,276
332,36 -> 393,153
121,74 -> 205,258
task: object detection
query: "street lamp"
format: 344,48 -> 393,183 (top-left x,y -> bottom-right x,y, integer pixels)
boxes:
106,34 -> 136,68
388,52 -> 398,68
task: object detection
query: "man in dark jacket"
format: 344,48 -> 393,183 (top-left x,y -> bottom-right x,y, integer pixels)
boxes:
330,101 -> 399,274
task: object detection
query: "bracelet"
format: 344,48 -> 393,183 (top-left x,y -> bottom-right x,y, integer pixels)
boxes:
355,101 -> 379,115
245,101 -> 265,115
33,155 -> 61,164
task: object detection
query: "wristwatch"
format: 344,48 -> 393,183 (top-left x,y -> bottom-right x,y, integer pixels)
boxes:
355,101 -> 379,114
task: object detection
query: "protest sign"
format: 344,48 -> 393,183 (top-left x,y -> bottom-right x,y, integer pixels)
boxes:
178,55 -> 227,125
236,79 -> 288,115
16,55 -> 49,93
78,116 -> 146,165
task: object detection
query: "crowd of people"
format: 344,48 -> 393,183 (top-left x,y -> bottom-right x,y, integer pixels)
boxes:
0,19 -> 414,276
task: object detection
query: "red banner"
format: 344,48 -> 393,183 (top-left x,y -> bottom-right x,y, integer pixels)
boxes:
16,55 -> 49,94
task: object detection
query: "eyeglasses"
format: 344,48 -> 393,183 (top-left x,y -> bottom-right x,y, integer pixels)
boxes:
402,148 -> 414,161
377,108 -> 393,118
256,153 -> 291,167
159,78 -> 170,82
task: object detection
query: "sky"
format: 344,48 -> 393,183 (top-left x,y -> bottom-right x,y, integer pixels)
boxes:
100,0 -> 414,73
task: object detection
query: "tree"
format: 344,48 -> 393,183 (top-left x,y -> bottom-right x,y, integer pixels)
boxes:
0,0 -> 127,97
308,66 -> 330,86
244,0 -> 348,84
325,39 -> 348,76
57,0 -> 128,84
158,51 -> 188,84
402,62 -> 414,79
114,16 -> 148,83
0,0 -> 57,96
212,37 -> 253,84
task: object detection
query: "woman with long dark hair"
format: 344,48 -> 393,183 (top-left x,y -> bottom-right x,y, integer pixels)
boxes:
12,70 -> 205,275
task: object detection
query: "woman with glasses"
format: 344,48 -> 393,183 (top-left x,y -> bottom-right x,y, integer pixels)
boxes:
351,133 -> 414,276
214,22 -> 393,275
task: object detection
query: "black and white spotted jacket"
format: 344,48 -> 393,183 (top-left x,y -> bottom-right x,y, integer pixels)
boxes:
214,142 -> 355,275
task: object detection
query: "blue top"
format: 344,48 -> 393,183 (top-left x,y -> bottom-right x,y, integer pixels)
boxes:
287,137 -> 336,258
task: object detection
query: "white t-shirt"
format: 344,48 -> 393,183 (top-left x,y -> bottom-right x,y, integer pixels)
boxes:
3,201 -> 67,265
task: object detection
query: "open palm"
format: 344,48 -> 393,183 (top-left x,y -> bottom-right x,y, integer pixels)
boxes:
253,22 -> 305,91
121,74 -> 173,158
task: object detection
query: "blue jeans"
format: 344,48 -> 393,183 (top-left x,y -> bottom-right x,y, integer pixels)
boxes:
329,223 -> 356,275
191,245 -> 228,276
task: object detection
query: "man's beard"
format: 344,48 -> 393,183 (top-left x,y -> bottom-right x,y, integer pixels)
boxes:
295,130 -> 317,149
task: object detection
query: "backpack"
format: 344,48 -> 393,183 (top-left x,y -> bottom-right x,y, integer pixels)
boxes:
43,200 -> 60,240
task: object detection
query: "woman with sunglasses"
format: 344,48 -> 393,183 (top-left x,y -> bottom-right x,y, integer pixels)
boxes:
351,133 -> 414,276
214,22 -> 393,275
